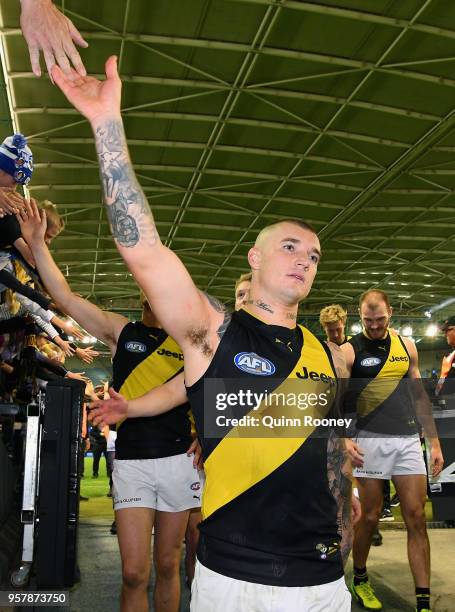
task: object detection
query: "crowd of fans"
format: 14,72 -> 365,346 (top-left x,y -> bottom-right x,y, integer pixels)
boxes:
0,133 -> 102,405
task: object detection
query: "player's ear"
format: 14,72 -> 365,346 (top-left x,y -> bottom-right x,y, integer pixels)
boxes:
248,246 -> 261,270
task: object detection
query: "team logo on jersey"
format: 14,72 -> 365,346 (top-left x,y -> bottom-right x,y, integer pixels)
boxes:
190,482 -> 200,491
125,341 -> 147,353
234,352 -> 276,376
360,357 -> 382,367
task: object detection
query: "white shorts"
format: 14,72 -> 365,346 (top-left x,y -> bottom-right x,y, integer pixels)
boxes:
353,433 -> 427,480
112,452 -> 202,511
190,561 -> 351,612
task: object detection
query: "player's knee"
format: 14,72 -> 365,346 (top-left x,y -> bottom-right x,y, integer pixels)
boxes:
363,505 -> 382,527
404,504 -> 426,530
155,553 -> 180,581
122,564 -> 150,590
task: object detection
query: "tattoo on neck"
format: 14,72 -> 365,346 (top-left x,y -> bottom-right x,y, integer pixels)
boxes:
95,119 -> 158,248
245,299 -> 274,314
286,312 -> 297,320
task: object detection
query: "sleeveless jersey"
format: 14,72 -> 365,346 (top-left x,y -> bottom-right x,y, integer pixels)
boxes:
347,331 -> 417,434
186,309 -> 343,588
112,321 -> 192,460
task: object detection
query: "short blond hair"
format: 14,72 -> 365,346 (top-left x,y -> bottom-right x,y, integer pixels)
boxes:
235,272 -> 252,292
41,200 -> 65,235
319,304 -> 347,327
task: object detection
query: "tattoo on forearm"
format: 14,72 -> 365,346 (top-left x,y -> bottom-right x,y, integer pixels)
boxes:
327,431 -> 353,566
95,120 -> 158,248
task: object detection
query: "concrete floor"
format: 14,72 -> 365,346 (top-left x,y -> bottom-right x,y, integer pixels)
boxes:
66,520 -> 454,612
347,529 -> 455,612
1,521 -> 453,611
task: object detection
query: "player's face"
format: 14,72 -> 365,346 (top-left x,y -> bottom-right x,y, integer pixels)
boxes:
257,223 -> 321,304
324,320 -> 345,345
360,302 -> 391,340
235,281 -> 250,311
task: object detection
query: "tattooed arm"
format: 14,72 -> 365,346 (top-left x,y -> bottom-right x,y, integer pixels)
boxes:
327,430 -> 357,566
51,57 -> 222,351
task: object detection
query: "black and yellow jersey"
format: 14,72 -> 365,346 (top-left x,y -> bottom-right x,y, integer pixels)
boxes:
347,331 -> 417,434
112,322 -> 192,460
186,309 -> 343,588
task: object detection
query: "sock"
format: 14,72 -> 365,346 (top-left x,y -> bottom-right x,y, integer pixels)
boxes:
353,566 -> 368,586
416,587 -> 430,611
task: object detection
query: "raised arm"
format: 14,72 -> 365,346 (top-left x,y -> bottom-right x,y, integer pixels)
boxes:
17,199 -> 127,353
51,58 -> 222,357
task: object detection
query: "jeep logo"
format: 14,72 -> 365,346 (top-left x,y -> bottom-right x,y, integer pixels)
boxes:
157,348 -> 184,361
296,366 -> 335,386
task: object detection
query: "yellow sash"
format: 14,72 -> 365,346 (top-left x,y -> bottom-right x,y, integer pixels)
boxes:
117,335 -> 184,427
357,333 -> 409,418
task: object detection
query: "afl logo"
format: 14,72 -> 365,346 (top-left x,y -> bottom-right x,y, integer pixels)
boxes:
234,352 -> 276,376
125,341 -> 147,353
190,482 -> 200,491
361,357 -> 381,367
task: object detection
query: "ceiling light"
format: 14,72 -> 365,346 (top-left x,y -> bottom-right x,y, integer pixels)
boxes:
401,325 -> 413,337
425,324 -> 439,337
351,323 -> 362,334
424,297 -> 455,317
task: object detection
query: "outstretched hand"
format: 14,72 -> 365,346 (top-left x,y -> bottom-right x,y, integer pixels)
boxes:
88,387 -> 128,428
16,198 -> 47,247
76,346 -> 100,365
51,56 -> 122,124
20,0 -> 88,79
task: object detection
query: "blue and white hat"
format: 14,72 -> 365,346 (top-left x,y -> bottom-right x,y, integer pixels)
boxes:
0,133 -> 33,185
